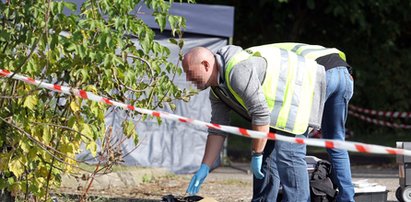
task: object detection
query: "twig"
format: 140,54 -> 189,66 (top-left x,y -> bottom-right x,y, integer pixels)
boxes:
80,127 -> 114,201
0,116 -> 91,172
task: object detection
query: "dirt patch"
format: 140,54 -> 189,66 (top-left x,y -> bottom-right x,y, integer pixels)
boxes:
56,165 -> 253,201
56,162 -> 399,201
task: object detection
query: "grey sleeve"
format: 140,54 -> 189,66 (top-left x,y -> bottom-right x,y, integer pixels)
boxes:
208,91 -> 231,136
229,58 -> 270,126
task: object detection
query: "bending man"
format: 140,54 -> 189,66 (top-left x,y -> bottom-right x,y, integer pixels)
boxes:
182,43 -> 353,202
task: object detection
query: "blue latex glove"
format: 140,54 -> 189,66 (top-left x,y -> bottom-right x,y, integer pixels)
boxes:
186,163 -> 210,195
251,155 -> 265,179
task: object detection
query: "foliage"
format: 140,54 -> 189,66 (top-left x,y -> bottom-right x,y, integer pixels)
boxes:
197,0 -> 411,139
0,0 -> 193,200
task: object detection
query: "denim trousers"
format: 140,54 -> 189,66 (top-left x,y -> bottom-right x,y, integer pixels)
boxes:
322,66 -> 355,201
252,66 -> 354,202
252,131 -> 310,202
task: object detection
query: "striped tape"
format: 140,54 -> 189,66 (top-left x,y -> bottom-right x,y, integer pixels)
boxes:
1,69 -> 411,156
349,110 -> 411,129
349,105 -> 411,119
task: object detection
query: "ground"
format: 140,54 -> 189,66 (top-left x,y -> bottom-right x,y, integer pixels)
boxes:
56,164 -> 253,201
55,159 -> 399,202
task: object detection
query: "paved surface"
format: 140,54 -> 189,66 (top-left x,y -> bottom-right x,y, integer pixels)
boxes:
351,165 -> 398,202
211,163 -> 399,202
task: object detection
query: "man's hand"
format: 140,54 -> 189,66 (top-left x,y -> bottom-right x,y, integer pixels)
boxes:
251,154 -> 264,179
186,163 -> 210,195
250,124 -> 268,179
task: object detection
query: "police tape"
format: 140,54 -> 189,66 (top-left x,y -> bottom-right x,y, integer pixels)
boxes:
349,105 -> 411,119
349,110 -> 411,129
1,68 -> 411,156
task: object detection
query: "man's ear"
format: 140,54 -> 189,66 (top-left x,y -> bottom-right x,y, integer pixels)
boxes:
201,60 -> 210,71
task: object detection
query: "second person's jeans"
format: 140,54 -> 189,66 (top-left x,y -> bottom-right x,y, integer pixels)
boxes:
251,66 -> 354,202
322,66 -> 355,201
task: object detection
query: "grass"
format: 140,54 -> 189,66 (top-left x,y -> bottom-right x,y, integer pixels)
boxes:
142,173 -> 154,183
220,179 -> 251,187
77,163 -> 151,173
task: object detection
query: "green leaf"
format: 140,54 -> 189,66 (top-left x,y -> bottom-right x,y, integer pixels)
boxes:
134,133 -> 139,145
20,141 -> 30,153
68,116 -> 76,127
86,141 -> 97,157
169,103 -> 176,111
176,66 -> 182,75
112,54 -> 124,65
106,35 -> 112,47
64,2 -> 77,11
103,54 -> 111,67
42,129 -> 51,144
81,68 -> 89,82
122,120 -> 136,138
81,124 -> 93,139
168,15 -> 176,36
178,39 -> 184,49
153,42 -> 161,55
58,1 -> 64,14
23,95 -> 38,110
78,45 -> 86,59
70,101 -> 80,113
154,13 -> 167,32
7,177 -> 14,185
9,159 -> 24,178
169,38 -> 178,45
67,43 -> 76,52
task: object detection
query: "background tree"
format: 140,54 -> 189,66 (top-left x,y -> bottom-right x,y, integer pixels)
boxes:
0,0 -> 193,201
198,0 -> 411,144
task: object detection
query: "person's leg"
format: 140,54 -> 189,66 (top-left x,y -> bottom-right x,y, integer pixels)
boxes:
322,67 -> 355,202
275,131 -> 310,202
252,140 -> 280,202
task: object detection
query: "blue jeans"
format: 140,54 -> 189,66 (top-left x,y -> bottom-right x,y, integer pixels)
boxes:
252,131 -> 310,202
322,66 -> 355,201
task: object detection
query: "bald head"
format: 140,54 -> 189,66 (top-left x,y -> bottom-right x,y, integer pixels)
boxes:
182,47 -> 218,90
183,47 -> 214,68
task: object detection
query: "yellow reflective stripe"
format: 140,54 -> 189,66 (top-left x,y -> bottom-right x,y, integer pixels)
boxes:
295,45 -> 324,55
248,46 -> 282,111
269,50 -> 289,130
224,44 -> 320,135
225,51 -> 251,109
273,43 -> 347,62
338,51 -> 346,61
210,87 -> 219,99
269,43 -> 298,51
303,48 -> 346,61
285,57 -> 306,133
276,51 -> 297,129
292,59 -> 318,134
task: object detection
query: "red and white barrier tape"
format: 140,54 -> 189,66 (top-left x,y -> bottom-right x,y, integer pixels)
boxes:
349,110 -> 411,129
349,105 -> 411,119
1,69 -> 411,156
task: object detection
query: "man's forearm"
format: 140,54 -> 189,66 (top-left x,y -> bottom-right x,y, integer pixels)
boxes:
251,124 -> 270,153
202,134 -> 226,167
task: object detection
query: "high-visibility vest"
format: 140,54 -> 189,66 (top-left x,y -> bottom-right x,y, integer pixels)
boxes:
225,44 -> 324,135
271,42 -> 347,61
